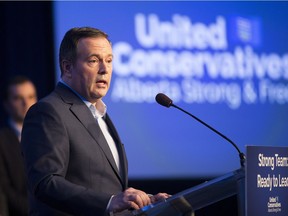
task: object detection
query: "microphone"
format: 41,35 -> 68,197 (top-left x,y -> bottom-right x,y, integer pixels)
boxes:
155,93 -> 246,167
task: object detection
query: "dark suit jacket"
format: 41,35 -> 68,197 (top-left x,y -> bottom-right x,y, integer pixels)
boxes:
0,125 -> 28,216
21,83 -> 128,216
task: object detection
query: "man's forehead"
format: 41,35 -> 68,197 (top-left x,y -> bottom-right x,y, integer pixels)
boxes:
76,37 -> 113,56
78,37 -> 111,47
9,82 -> 35,93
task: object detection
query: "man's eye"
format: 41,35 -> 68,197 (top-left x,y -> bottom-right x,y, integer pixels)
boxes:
89,59 -> 98,63
11,95 -> 23,102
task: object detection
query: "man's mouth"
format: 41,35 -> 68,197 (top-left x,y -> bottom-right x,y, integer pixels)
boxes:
96,80 -> 107,87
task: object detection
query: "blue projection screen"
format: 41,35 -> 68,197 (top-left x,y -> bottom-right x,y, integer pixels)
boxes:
53,1 -> 288,179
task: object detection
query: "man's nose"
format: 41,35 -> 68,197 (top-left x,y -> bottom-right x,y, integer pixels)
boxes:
99,62 -> 108,74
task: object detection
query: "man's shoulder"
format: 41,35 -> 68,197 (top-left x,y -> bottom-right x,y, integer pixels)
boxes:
28,83 -> 84,116
38,82 -> 82,106
0,126 -> 16,145
0,125 -> 13,136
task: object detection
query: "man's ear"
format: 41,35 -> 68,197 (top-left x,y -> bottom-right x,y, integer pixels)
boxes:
61,60 -> 73,78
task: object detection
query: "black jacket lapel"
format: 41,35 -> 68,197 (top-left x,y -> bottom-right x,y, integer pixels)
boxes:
104,114 -> 128,188
54,83 -> 124,185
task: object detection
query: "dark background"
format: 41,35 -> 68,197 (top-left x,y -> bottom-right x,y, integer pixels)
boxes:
0,2 -> 238,215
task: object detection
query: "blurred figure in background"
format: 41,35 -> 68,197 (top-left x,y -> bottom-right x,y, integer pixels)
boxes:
0,75 -> 37,216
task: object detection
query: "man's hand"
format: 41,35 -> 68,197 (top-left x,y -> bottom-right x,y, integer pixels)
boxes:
149,193 -> 171,203
108,187 -> 151,213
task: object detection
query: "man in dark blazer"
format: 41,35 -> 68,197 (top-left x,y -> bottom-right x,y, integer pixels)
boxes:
0,127 -> 28,216
21,27 -> 169,216
0,76 -> 37,216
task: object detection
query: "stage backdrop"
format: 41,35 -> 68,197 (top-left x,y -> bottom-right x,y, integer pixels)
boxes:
53,1 -> 288,179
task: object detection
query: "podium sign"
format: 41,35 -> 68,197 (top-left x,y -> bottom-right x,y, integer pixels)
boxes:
246,146 -> 288,215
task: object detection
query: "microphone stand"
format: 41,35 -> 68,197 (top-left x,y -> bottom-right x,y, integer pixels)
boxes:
171,103 -> 246,167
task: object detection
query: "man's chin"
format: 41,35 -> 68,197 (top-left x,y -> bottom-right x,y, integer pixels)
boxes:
91,92 -> 108,101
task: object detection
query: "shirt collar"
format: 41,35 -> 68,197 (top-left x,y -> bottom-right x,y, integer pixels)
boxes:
8,118 -> 21,141
59,79 -> 107,118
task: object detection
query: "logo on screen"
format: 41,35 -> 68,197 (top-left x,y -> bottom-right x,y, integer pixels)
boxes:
230,16 -> 261,46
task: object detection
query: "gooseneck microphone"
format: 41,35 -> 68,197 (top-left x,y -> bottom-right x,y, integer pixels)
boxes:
155,93 -> 246,167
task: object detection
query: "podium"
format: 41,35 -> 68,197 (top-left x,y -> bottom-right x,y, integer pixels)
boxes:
111,147 -> 288,216
113,168 -> 245,216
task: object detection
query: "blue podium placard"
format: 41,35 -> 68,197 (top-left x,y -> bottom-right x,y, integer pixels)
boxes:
246,146 -> 288,215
